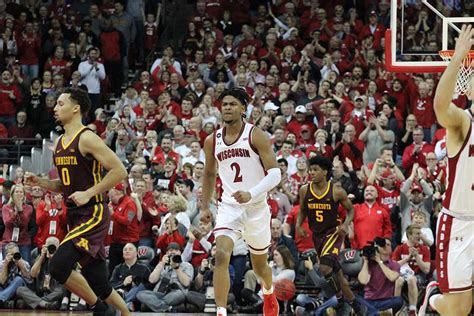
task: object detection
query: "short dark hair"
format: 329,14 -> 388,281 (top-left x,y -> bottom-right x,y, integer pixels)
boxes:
219,88 -> 250,109
309,156 -> 332,178
183,179 -> 194,191
63,88 -> 91,116
277,158 -> 288,167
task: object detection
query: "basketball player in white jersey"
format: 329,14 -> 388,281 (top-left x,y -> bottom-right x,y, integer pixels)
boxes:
200,88 -> 281,316
419,25 -> 474,316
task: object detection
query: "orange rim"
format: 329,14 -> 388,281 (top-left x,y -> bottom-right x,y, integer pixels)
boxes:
439,50 -> 474,66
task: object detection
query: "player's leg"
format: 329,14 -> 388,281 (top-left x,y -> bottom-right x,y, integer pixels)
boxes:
81,257 -> 130,316
249,252 -> 273,290
431,291 -> 472,315
49,240 -> 99,305
213,235 -> 234,310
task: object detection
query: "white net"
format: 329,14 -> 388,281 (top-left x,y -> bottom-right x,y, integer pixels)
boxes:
439,51 -> 474,95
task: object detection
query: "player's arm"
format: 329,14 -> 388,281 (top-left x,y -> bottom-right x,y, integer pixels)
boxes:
238,127 -> 281,202
434,25 -> 473,133
24,138 -> 62,192
200,134 -> 217,221
296,184 -> 309,237
74,130 -> 127,205
333,184 -> 354,235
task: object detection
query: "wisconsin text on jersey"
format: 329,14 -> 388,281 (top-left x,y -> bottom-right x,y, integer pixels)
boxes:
216,148 -> 251,161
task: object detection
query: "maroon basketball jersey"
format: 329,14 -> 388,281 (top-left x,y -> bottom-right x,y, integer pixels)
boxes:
53,127 -> 104,209
303,181 -> 340,236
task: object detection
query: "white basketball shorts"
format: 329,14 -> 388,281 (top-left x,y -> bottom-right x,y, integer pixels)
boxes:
213,200 -> 271,255
436,211 -> 474,293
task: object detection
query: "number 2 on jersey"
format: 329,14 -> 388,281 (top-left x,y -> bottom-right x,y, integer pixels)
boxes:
230,162 -> 243,183
61,168 -> 70,186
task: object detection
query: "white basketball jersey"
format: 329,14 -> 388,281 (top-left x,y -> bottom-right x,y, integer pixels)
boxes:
442,121 -> 474,216
214,123 -> 266,205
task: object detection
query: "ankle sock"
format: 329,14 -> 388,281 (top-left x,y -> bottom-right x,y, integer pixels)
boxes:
263,285 -> 274,295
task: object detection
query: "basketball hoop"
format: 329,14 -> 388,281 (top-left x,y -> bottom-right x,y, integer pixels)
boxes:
438,50 -> 474,95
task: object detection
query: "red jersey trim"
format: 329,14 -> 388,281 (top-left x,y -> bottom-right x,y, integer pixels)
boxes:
248,125 -> 259,155
446,123 -> 472,159
442,285 -> 474,293
222,122 -> 246,146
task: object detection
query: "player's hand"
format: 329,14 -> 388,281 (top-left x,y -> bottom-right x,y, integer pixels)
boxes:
199,208 -> 213,223
232,191 -> 251,204
69,191 -> 92,207
453,24 -> 474,60
296,226 -> 308,238
24,172 -> 40,186
41,246 -> 48,257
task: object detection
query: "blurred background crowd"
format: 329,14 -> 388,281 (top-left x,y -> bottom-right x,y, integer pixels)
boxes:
0,0 -> 472,315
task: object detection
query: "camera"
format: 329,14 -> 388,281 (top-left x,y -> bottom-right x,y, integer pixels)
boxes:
171,255 -> 182,264
47,244 -> 57,254
132,276 -> 144,285
361,237 -> 386,259
13,252 -> 21,261
300,249 -> 318,264
210,257 -> 216,267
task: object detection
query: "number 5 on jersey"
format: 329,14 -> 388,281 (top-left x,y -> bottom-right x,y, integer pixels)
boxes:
315,210 -> 323,222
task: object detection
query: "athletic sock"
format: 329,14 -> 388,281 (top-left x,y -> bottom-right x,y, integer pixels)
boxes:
263,285 -> 274,295
216,306 -> 227,315
409,304 -> 416,311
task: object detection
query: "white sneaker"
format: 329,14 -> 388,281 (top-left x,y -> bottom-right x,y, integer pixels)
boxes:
419,281 -> 439,316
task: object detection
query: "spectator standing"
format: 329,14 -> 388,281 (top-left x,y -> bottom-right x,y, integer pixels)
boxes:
333,124 -> 364,170
17,22 -> 41,81
359,114 -> 395,165
111,1 -> 136,81
1,185 -> 33,263
34,193 -> 67,249
350,185 -> 392,250
0,70 -> 22,127
107,183 -> 140,275
402,127 -> 435,171
78,47 -> 106,119
100,15 -> 126,97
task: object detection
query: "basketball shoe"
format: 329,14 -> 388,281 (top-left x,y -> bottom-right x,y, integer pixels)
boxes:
263,292 -> 279,316
419,281 -> 440,316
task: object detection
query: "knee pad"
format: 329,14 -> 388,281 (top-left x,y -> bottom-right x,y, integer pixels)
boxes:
49,254 -> 74,284
324,273 -> 341,297
92,283 -> 113,301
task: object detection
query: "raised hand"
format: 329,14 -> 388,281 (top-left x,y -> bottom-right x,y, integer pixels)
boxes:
453,24 -> 474,60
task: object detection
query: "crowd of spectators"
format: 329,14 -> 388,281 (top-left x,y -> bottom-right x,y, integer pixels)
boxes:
0,0 -> 472,314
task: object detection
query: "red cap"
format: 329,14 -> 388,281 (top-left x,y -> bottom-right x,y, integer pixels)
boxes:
411,183 -> 422,192
114,183 -> 125,191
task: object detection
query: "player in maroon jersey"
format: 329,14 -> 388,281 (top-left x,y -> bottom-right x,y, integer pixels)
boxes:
25,88 -> 130,316
297,156 -> 363,315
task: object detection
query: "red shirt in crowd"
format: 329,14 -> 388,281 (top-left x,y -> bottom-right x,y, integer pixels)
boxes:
0,83 -> 22,117
373,183 -> 400,211
285,206 -> 314,253
2,203 -> 33,247
402,142 -> 435,171
17,35 -> 41,65
190,232 -> 215,267
351,201 -> 392,250
35,200 -> 67,247
109,195 -> 139,244
392,242 -> 431,275
410,96 -> 435,128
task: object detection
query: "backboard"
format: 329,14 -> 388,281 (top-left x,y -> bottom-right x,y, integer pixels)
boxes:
386,0 -> 474,73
